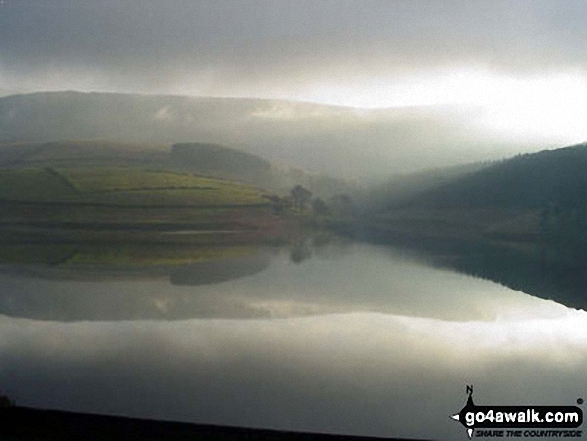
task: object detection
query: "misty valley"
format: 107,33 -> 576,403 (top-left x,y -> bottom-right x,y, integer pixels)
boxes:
3,1 -> 587,439
1,93 -> 587,440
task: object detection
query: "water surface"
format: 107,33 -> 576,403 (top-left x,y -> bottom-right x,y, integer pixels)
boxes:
0,240 -> 585,440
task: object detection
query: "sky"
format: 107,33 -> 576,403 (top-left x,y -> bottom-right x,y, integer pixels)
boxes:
1,0 -> 587,145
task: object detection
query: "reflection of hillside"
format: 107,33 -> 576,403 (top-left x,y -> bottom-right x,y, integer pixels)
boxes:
0,264 -> 169,282
0,237 -> 349,322
0,244 -> 261,281
0,253 -> 271,286
0,253 -> 271,322
0,284 -> 264,322
448,243 -> 587,311
367,234 -> 587,311
169,254 -> 270,286
0,238 -> 359,322
0,239 -> 558,323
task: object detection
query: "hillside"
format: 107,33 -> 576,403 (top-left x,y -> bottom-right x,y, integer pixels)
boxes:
0,167 -> 265,207
398,143 -> 587,210
170,142 -> 272,182
0,140 -> 352,198
367,143 -> 587,245
0,165 -> 294,245
357,143 -> 587,309
357,161 -> 490,212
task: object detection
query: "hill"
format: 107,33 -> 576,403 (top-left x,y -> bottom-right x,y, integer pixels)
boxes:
359,143 -> 587,309
0,140 -> 352,198
0,166 -> 277,239
357,161 -> 490,212
366,143 -> 587,245
0,91 -> 544,181
398,143 -> 587,211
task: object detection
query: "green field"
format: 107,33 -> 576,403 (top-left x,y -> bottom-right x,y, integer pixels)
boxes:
0,166 -> 303,244
0,167 -> 267,207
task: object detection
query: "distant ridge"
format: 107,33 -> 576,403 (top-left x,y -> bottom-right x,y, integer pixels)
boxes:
0,90 -> 541,180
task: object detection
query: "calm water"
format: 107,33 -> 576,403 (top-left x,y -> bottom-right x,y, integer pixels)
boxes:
0,240 -> 586,440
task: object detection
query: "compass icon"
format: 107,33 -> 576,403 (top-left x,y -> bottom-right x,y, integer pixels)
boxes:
450,385 -> 476,439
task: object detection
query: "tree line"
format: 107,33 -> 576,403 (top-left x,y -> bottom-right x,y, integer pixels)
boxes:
264,185 -> 353,217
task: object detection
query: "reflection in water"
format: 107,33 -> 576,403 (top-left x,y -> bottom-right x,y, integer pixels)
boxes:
1,311 -> 586,440
170,254 -> 270,286
364,236 -> 587,311
0,241 -> 572,322
0,239 -> 586,440
0,250 -> 272,321
449,243 -> 587,311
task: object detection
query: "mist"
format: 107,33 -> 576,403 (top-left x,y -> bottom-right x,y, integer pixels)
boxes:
1,1 -> 587,179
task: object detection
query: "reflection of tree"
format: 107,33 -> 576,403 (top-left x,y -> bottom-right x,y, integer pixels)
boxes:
290,243 -> 312,264
288,233 -> 351,262
289,235 -> 313,264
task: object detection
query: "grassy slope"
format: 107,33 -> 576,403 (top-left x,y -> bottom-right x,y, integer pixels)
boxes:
0,167 -> 267,207
0,140 -> 354,199
0,142 -> 328,244
0,166 -> 308,245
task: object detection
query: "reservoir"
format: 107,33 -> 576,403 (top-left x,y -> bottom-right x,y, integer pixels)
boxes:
0,240 -> 585,440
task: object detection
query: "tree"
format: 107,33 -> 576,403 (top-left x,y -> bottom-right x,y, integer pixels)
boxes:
264,194 -> 292,213
290,185 -> 312,210
311,197 -> 329,215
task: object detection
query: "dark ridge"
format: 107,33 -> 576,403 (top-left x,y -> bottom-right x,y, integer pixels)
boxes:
400,143 -> 587,210
0,406 -> 431,441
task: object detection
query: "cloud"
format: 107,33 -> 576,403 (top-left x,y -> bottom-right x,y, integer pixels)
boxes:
1,0 -> 587,102
1,0 -> 585,164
